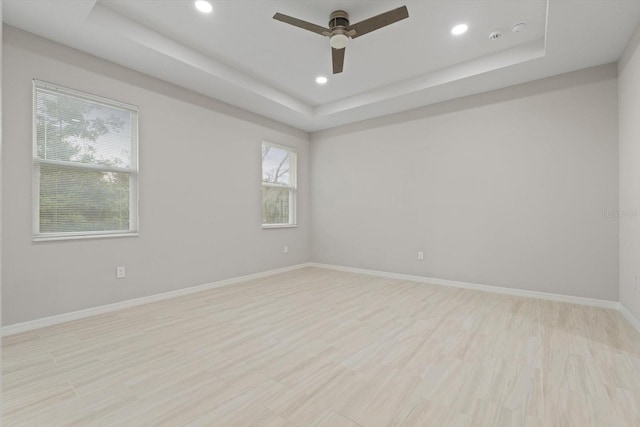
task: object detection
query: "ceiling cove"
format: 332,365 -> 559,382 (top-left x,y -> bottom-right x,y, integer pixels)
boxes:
5,1 -> 640,131
87,0 -> 548,121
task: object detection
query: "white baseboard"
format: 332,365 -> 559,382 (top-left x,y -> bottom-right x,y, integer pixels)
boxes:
1,263 -> 313,337
308,262 -> 620,310
618,303 -> 640,334
3,261 -> 633,337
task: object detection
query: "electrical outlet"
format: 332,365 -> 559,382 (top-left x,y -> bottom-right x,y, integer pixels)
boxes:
418,251 -> 424,261
283,246 -> 289,254
116,266 -> 126,279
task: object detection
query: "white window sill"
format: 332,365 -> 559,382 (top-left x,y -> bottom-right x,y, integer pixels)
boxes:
33,232 -> 139,242
262,224 -> 298,229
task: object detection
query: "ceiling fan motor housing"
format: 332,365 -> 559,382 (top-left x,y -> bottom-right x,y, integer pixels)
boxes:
329,10 -> 350,29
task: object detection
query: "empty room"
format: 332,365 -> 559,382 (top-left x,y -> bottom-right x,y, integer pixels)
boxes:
2,0 -> 640,425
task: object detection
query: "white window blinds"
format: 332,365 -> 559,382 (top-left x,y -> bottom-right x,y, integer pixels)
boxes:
33,80 -> 139,240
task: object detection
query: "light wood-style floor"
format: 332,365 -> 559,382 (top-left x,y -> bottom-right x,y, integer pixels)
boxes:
3,267 -> 640,426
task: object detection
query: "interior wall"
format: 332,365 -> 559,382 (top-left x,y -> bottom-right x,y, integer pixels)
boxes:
2,27 -> 311,325
1,6 -> 4,341
311,64 -> 619,301
619,27 -> 640,321
1,25 -> 627,325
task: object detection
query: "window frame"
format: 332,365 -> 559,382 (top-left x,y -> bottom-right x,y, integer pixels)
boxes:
261,141 -> 297,229
32,80 -> 140,241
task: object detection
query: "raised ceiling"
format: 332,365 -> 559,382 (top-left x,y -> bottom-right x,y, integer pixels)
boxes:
4,1 -> 640,132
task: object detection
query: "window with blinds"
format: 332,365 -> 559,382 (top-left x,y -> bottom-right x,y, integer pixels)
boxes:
33,80 -> 139,240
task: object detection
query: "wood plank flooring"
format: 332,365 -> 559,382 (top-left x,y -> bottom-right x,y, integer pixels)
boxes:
3,267 -> 640,426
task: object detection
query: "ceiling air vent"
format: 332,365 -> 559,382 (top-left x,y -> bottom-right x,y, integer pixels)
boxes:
512,22 -> 527,33
489,31 -> 503,40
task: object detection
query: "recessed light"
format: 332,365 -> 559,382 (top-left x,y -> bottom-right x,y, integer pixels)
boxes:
451,24 -> 468,36
315,76 -> 328,85
195,0 -> 213,14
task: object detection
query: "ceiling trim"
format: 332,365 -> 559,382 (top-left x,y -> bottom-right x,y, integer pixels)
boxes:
88,2 -> 313,116
314,39 -> 545,118
620,14 -> 640,72
316,0 -> 549,118
311,63 -> 618,141
3,25 -> 311,139
87,0 -> 550,121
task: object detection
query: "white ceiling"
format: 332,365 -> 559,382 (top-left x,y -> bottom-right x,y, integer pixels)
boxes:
4,0 -> 640,132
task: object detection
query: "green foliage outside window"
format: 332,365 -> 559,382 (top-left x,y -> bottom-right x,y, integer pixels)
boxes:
35,86 -> 135,236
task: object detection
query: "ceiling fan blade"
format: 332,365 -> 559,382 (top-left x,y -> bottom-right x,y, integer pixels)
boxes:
332,47 -> 345,74
348,6 -> 409,39
273,13 -> 330,36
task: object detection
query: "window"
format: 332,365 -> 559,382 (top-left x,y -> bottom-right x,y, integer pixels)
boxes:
262,142 -> 296,227
33,80 -> 139,240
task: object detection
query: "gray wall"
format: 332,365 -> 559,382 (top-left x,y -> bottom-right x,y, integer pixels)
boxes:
1,4 -> 4,332
2,26 -> 625,326
2,27 -> 311,325
619,27 -> 640,320
311,65 -> 619,301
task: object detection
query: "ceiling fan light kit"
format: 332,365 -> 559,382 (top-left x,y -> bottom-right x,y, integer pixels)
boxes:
273,6 -> 409,74
330,33 -> 349,49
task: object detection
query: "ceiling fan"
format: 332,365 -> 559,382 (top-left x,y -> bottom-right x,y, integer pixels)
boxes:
273,6 -> 409,74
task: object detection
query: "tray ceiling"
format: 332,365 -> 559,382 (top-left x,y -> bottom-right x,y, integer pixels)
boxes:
4,1 -> 640,131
